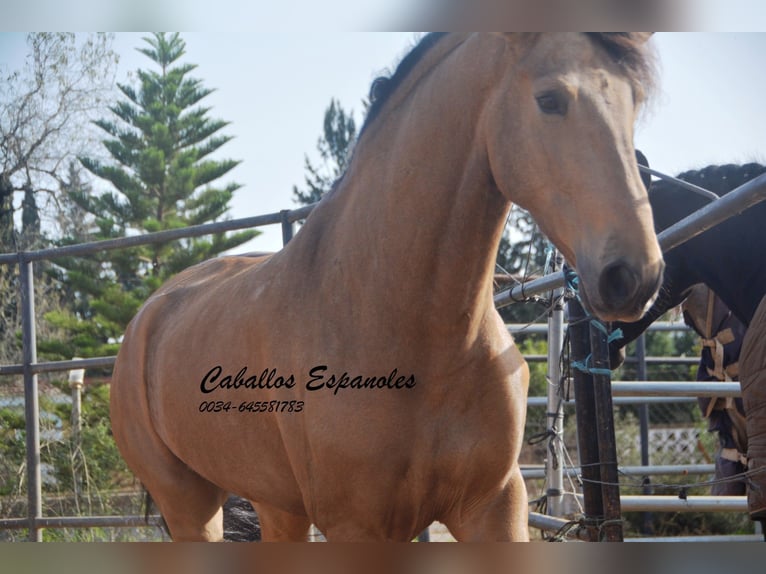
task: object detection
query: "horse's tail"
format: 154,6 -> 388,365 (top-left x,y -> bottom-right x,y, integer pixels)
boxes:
141,487 -> 260,541
222,495 -> 261,542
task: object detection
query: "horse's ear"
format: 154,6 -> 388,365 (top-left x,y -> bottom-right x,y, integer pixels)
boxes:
632,32 -> 654,44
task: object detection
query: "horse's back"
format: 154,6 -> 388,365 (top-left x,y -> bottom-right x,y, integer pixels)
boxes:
150,253 -> 274,299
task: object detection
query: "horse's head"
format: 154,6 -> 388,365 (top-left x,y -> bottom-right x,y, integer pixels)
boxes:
484,33 -> 663,322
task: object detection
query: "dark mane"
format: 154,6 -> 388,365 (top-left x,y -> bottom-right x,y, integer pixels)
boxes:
585,32 -> 657,102
649,162 -> 766,231
361,33 -> 655,140
673,163 -> 766,197
359,33 -> 448,139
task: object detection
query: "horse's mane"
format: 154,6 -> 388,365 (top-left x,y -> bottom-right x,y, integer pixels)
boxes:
360,33 -> 656,141
360,33 -> 447,140
671,163 -> 766,197
319,34 -> 447,200
585,33 -> 657,103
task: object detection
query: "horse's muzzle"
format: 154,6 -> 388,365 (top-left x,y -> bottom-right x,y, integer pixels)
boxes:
583,258 -> 664,322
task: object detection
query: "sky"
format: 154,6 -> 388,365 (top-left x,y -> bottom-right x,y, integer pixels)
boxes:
1,32 -> 765,253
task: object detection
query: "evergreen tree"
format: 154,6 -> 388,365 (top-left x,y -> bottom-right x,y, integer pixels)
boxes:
293,98 -> 356,205
44,33 -> 257,359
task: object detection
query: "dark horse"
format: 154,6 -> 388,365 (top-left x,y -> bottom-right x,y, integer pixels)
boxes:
610,159 -> 766,520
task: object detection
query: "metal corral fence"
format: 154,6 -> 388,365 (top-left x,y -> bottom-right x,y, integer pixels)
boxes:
2,168 -> 766,542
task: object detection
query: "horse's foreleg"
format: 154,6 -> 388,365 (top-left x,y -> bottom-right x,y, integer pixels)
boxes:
445,466 -> 529,542
252,501 -> 311,541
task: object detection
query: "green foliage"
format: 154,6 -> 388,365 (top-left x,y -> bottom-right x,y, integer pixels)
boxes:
293,98 -> 357,206
0,406 -> 27,497
41,33 -> 258,360
517,337 -> 548,398
0,381 -> 156,541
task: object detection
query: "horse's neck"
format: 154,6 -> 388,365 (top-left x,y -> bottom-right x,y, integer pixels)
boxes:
290,35 -> 510,336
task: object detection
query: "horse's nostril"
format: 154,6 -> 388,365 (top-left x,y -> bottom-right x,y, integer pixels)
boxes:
599,260 -> 639,309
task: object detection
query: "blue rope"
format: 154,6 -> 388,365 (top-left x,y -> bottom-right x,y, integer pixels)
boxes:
564,267 -> 623,376
571,354 -> 613,377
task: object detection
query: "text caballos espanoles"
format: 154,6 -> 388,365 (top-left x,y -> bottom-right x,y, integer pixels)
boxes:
200,365 -> 416,396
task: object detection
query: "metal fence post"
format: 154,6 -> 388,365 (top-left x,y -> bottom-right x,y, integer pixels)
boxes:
636,333 -> 654,535
588,318 -> 623,542
20,257 -> 42,541
545,286 -> 565,516
69,359 -> 85,511
568,298 -> 603,541
281,210 -> 295,246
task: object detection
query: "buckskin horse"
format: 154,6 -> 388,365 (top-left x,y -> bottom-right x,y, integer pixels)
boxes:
610,160 -> 766,520
110,33 -> 663,541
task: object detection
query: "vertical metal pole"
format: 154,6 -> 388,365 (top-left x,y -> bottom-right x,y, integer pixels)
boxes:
20,258 -> 42,541
589,321 -> 623,542
280,210 -> 294,246
546,287 -> 565,516
636,334 -> 650,466
636,334 -> 654,535
568,298 -> 603,541
69,359 -> 85,511
71,384 -> 82,444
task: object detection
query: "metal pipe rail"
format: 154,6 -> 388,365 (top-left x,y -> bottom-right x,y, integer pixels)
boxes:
0,204 -> 316,265
494,172 -> 766,308
521,464 -> 715,480
611,381 -> 740,398
639,165 -> 720,202
528,381 -> 740,408
508,321 -> 690,335
528,396 -> 704,406
529,512 -> 762,542
0,356 -> 115,376
2,350 -> 699,377
620,495 -> 747,513
626,534 -> 763,542
0,515 -> 164,530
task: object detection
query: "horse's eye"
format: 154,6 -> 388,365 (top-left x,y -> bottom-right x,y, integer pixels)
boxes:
535,91 -> 567,115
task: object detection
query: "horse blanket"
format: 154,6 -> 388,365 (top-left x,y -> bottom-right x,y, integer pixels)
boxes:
683,285 -> 748,495
740,293 -> 766,518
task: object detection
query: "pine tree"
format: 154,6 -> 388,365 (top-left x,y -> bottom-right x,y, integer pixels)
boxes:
293,98 -> 357,205
44,33 -> 258,359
